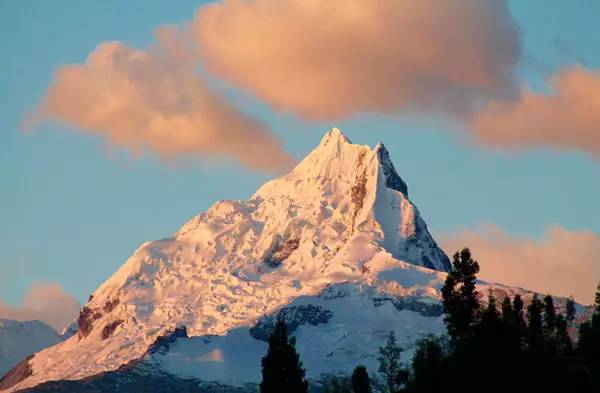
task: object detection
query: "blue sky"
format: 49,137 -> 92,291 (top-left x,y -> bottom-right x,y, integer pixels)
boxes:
1,0 -> 599,305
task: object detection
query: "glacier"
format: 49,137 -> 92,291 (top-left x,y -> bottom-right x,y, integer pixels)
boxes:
1,128 -> 585,392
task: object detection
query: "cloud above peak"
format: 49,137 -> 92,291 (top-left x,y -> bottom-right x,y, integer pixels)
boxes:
193,0 -> 521,119
26,26 -> 295,173
0,283 -> 81,332
26,0 -> 599,162
471,66 -> 600,158
440,224 -> 600,304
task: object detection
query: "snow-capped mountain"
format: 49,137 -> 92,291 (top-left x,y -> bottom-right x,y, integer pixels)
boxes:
0,320 -> 61,377
1,129 -> 585,392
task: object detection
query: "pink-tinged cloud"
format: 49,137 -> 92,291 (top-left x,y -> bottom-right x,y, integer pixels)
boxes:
440,224 -> 600,304
193,0 -> 520,119
471,66 -> 600,158
0,283 -> 81,332
26,26 -> 294,173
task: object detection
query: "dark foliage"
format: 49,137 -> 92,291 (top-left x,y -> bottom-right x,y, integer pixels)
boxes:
403,337 -> 445,393
527,294 -> 545,354
377,331 -> 406,393
543,295 -> 556,329
351,366 -> 371,393
578,283 -> 600,366
260,319 -> 308,393
566,296 -> 576,325
441,248 -> 479,346
402,250 -> 600,393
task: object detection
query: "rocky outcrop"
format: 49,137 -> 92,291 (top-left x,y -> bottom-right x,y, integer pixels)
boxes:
376,143 -> 408,195
103,298 -> 120,313
351,168 -> 368,231
264,238 -> 300,268
250,305 -> 333,341
101,320 -> 124,340
77,306 -> 103,339
373,295 -> 444,318
147,327 -> 188,355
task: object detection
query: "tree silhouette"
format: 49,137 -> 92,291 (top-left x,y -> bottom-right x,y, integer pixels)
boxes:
351,365 -> 371,393
260,319 -> 308,393
441,248 -> 480,345
566,296 -> 576,325
407,336 -> 445,392
377,331 -> 405,393
527,294 -> 544,354
578,281 -> 600,364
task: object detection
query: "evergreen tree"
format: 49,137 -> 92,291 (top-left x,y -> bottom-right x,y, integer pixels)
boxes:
555,314 -> 572,354
473,292 -> 507,391
500,296 -> 522,355
578,281 -> 600,363
403,281 -> 600,392
543,295 -> 558,353
578,317 -> 600,362
441,248 -> 480,345
512,294 -> 527,346
596,282 -> 600,313
407,336 -> 445,393
481,292 -> 501,325
377,331 -> 405,393
566,296 -> 576,325
543,295 -> 557,334
351,366 -> 371,393
501,296 -> 513,326
478,291 -> 502,348
260,319 -> 308,393
527,294 -> 544,353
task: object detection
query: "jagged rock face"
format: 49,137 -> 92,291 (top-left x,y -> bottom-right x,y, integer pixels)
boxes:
8,128 -> 456,391
372,295 -> 444,317
249,305 -> 333,341
376,143 -> 409,195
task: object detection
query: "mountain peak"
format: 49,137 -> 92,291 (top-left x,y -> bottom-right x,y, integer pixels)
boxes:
320,127 -> 351,145
8,128 -> 452,391
295,128 -> 409,197
255,127 -> 447,271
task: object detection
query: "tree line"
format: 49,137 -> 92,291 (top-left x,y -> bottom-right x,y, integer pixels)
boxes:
259,248 -> 600,392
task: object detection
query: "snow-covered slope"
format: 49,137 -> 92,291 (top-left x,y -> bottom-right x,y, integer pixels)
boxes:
0,320 -> 60,377
5,129 -> 580,392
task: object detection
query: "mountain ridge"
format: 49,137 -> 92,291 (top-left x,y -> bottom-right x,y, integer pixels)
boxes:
4,128 -> 575,392
0,319 -> 62,378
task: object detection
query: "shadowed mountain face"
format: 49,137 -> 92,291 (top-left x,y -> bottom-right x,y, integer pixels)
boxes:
0,320 -> 62,377
4,129 -> 473,391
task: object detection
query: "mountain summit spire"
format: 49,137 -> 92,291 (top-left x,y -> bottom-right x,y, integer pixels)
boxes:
320,127 -> 351,145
